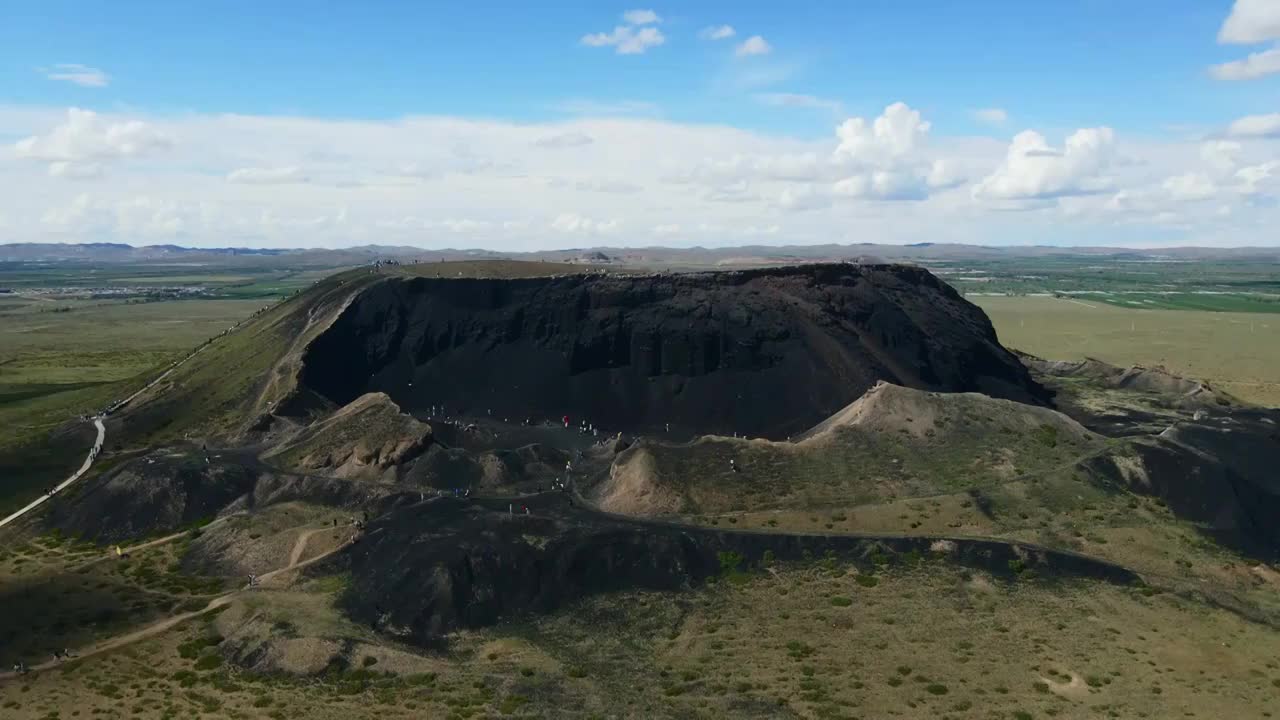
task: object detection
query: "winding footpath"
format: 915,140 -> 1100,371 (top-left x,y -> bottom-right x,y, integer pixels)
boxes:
0,418 -> 104,530
0,324 -> 223,532
0,525 -> 342,679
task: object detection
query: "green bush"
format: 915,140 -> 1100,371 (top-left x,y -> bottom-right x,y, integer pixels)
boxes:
926,684 -> 948,695
829,596 -> 853,607
193,654 -> 223,671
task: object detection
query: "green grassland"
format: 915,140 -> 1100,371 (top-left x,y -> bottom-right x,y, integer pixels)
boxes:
942,256 -> 1280,314
973,296 -> 1280,407
4,552 -> 1277,720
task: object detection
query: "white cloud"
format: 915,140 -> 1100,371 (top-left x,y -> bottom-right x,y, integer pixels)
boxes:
1218,0 -> 1280,44
42,64 -> 110,88
1210,46 -> 1280,79
226,167 -> 308,184
835,102 -> 930,161
574,179 -> 642,193
4,104 -> 1279,249
700,25 -> 736,40
582,25 -> 665,54
621,9 -> 661,25
534,131 -> 594,148
1226,112 -> 1280,138
1162,172 -> 1217,201
755,93 -> 842,113
826,103 -> 953,202
652,223 -> 681,235
777,184 -> 830,212
49,161 -> 103,180
14,108 -> 168,164
972,108 -> 1008,126
1201,140 -> 1243,173
735,36 -> 772,57
551,213 -> 620,234
972,127 -> 1116,201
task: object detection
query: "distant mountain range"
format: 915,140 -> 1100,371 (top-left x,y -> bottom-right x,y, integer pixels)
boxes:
3,241 -> 1279,266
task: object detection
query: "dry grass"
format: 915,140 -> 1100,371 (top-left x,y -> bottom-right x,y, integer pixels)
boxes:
975,296 -> 1280,407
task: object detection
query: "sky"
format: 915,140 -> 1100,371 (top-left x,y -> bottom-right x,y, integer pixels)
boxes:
1,0 -> 1279,250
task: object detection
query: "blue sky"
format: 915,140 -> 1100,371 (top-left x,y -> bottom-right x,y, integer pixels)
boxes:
1,1 -> 1279,248
1,0 -> 1269,135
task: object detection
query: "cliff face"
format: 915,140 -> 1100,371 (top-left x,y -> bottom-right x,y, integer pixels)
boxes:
300,264 -> 1049,439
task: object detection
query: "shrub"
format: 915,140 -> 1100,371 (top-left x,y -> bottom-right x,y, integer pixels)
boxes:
1034,681 -> 1050,693
887,676 -> 903,687
519,667 -> 535,677
855,574 -> 879,588
362,656 -> 378,667
926,684 -> 948,695
1032,424 -> 1059,448
193,655 -> 223,671
830,596 -> 853,607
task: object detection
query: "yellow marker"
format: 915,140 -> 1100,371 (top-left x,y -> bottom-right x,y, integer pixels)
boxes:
114,545 -> 122,557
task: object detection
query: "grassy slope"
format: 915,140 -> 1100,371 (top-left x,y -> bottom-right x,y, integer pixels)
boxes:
4,558 -> 1277,719
974,295 -> 1280,407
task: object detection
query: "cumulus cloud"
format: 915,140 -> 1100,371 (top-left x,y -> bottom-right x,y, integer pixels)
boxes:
42,64 -> 110,88
1212,1 -> 1280,81
574,179 -> 642,193
972,108 -> 1008,126
4,105 -> 1279,249
582,25 -> 665,54
1201,140 -> 1243,173
551,212 -> 619,233
1210,46 -> 1280,79
700,25 -> 736,40
226,167 -> 309,184
49,161 -> 103,180
1218,0 -> 1280,44
534,131 -> 594,148
972,128 -> 1116,201
735,36 -> 772,57
1162,172 -> 1217,201
1226,113 -> 1280,138
13,108 -> 169,178
621,9 -> 661,25
827,103 -> 952,201
777,184 -> 831,212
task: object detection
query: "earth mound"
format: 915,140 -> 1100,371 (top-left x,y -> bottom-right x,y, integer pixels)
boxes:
263,392 -> 433,479
594,383 -> 1101,517
297,263 -> 1050,440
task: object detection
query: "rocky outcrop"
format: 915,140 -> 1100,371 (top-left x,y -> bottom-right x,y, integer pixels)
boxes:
336,495 -> 1139,646
263,393 -> 433,479
298,264 -> 1050,439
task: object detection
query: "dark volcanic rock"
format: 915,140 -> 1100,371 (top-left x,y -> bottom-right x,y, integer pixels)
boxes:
300,264 -> 1049,439
1086,409 -> 1280,559
338,494 -> 1137,646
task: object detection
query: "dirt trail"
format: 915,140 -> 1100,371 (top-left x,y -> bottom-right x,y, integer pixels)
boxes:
0,523 -> 343,680
0,311 -> 240,533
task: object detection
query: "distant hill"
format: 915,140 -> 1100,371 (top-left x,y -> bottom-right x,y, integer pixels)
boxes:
4,241 -> 1280,266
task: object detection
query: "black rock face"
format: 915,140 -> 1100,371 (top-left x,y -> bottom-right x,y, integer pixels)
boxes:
300,264 -> 1050,439
337,495 -> 1138,646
